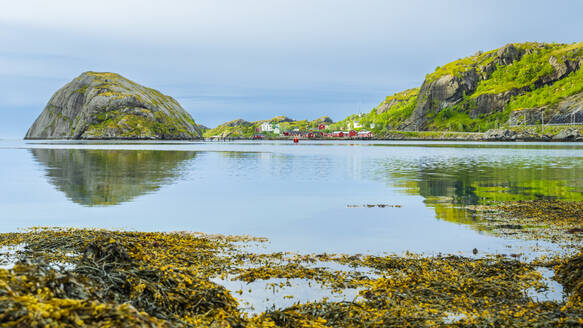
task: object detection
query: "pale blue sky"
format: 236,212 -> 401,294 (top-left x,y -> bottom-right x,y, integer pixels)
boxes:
1,0 -> 582,137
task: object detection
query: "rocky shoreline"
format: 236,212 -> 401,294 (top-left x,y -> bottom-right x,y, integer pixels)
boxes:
206,127 -> 583,142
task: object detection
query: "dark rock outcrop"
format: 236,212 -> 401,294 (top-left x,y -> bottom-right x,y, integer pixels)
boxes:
509,92 -> 583,126
480,44 -> 524,79
469,89 -> 522,118
25,72 -> 202,140
404,69 -> 479,130
538,56 -> 581,86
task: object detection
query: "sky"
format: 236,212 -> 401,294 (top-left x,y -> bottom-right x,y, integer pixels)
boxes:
1,0 -> 582,137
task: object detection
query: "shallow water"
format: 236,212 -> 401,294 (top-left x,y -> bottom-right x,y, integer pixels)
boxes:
1,139 -> 583,256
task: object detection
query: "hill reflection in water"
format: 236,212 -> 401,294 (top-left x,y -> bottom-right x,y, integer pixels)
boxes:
373,155 -> 583,225
30,149 -> 196,206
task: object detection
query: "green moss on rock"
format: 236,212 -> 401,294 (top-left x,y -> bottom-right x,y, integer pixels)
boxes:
25,72 -> 202,140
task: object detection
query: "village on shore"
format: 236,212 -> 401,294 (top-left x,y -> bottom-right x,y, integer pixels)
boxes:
250,121 -> 374,140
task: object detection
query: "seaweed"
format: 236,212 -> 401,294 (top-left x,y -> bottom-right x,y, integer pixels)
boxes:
0,223 -> 581,327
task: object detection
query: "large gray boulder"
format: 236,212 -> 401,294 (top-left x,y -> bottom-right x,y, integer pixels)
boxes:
25,72 -> 202,139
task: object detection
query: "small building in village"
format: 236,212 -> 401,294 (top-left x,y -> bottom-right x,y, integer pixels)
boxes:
260,122 -> 280,134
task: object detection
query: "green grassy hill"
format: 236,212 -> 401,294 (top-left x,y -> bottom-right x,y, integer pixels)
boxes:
343,42 -> 583,134
206,42 -> 583,137
203,116 -> 335,138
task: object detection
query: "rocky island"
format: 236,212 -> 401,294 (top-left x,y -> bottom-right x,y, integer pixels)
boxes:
25,72 -> 202,140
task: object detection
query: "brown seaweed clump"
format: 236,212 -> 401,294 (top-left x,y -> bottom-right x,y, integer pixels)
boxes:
0,263 -> 166,327
476,200 -> 583,246
0,228 -> 245,327
556,251 -> 583,306
0,227 -> 582,327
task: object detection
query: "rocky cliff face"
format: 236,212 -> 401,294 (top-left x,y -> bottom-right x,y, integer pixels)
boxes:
403,44 -> 524,130
509,92 -> 583,125
403,69 -> 479,130
25,72 -> 202,139
397,43 -> 583,131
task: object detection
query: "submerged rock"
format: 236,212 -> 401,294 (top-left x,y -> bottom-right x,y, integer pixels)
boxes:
25,72 -> 202,139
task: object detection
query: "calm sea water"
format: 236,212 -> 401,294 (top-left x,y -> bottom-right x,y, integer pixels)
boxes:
1,139 -> 583,256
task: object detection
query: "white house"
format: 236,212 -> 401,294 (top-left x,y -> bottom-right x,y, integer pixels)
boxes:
273,127 -> 281,135
353,121 -> 362,128
260,122 -> 280,133
370,123 -> 376,129
260,122 -> 273,132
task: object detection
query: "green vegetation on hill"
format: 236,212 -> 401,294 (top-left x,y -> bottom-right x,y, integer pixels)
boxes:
26,71 -> 202,139
206,42 -> 583,137
367,89 -> 417,131
473,43 -> 572,96
204,116 -> 336,138
339,42 -> 583,134
202,119 -> 255,138
425,49 -> 497,83
506,68 -> 583,111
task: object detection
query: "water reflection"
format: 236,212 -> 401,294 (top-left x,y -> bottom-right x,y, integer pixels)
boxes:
30,149 -> 196,206
374,156 -> 583,225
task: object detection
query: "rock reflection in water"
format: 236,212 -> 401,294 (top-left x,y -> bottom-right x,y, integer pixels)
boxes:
30,149 -> 196,206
